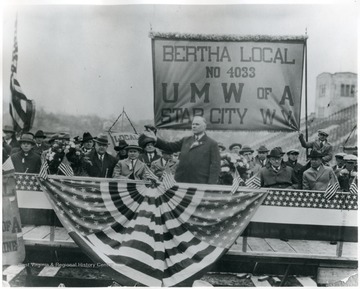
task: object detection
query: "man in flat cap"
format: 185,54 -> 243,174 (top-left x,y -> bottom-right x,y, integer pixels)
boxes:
338,154 -> 357,192
84,133 -> 117,178
251,145 -> 269,175
285,149 -> 304,187
302,151 -> 338,191
298,129 -> 333,165
332,152 -> 347,178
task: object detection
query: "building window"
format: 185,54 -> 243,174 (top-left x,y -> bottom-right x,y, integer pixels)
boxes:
341,83 -> 354,97
319,84 -> 326,97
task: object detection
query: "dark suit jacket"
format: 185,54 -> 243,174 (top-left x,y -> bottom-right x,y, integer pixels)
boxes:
84,150 -> 117,178
156,134 -> 221,184
11,150 -> 42,174
138,152 -> 161,167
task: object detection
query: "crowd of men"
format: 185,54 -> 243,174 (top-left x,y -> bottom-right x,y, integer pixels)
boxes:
2,120 -> 357,192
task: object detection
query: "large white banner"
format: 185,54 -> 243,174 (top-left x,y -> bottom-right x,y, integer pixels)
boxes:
151,33 -> 306,131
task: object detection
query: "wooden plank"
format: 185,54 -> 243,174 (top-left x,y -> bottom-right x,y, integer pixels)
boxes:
341,242 -> 358,258
265,238 -> 296,253
22,225 -> 36,234
247,237 -> 274,252
231,237 -> 251,252
288,240 -> 336,256
53,227 -> 72,242
296,276 -> 317,287
250,276 -> 271,287
3,265 -> 26,282
23,225 -> 51,241
38,266 -> 61,277
317,267 -> 358,285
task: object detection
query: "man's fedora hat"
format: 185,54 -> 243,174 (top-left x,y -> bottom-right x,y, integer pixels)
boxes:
125,144 -> 142,152
239,145 -> 254,154
82,132 -> 93,143
267,148 -> 283,158
229,143 -> 242,151
3,125 -> 15,133
114,139 -> 128,151
308,150 -> 324,159
34,130 -> 47,139
93,133 -> 109,145
257,145 -> 269,153
19,133 -> 36,145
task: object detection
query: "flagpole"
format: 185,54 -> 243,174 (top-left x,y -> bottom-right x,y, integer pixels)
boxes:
304,29 -> 309,146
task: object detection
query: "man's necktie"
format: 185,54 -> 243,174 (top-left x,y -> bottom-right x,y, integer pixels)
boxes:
320,141 -> 324,148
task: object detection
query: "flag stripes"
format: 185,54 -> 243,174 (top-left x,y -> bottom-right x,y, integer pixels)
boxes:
2,157 -> 15,175
231,168 -> 243,194
39,161 -> 49,179
37,175 -> 268,286
9,18 -> 35,133
324,181 -> 340,200
246,174 -> 261,188
349,176 -> 357,195
58,156 -> 74,176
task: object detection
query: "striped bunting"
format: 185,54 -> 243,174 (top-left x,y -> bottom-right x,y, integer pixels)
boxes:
350,176 -> 358,195
37,176 -> 268,286
9,17 -> 35,133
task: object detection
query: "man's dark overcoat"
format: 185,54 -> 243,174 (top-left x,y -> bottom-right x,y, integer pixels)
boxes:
156,134 -> 221,184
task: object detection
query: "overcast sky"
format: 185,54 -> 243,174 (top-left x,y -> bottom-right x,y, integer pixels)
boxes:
2,1 -> 358,122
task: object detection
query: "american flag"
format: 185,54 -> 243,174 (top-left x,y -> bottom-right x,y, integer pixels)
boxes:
324,181 -> 341,200
230,168 -> 243,194
37,175 -> 268,286
39,161 -> 49,179
349,176 -> 358,195
58,156 -> 74,177
9,17 -> 35,133
2,157 -> 15,175
245,174 -> 261,189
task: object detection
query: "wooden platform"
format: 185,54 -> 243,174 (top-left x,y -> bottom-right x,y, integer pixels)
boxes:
22,225 -> 358,262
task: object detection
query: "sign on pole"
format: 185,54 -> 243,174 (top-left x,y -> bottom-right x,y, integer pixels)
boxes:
151,33 -> 306,131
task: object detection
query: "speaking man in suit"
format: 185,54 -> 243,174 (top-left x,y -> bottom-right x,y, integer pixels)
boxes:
141,116 -> 220,184
84,133 -> 117,178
